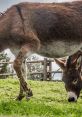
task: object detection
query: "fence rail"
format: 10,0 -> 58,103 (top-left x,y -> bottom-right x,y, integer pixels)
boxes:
0,58 -> 62,81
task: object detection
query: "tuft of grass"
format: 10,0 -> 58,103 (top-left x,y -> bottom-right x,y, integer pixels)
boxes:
0,78 -> 82,117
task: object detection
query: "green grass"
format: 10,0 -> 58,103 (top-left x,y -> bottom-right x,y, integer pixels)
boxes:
0,78 -> 82,117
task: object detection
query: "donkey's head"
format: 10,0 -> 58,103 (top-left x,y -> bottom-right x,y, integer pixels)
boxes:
55,52 -> 82,102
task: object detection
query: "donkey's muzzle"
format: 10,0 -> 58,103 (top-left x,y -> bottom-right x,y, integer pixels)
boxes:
68,91 -> 77,102
68,97 -> 76,102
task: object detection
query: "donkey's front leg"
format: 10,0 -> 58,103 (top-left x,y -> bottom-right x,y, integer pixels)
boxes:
14,45 -> 33,100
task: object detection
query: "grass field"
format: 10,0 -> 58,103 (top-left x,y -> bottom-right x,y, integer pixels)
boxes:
0,78 -> 82,117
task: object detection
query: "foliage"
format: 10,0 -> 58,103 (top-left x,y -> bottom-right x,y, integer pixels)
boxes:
26,55 -> 43,80
0,78 -> 82,117
0,52 -> 10,78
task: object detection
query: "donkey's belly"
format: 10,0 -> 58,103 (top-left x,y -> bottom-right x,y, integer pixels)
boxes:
38,41 -> 82,58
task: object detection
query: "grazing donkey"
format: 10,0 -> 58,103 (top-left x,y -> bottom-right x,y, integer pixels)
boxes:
0,1 -> 82,100
55,51 -> 82,102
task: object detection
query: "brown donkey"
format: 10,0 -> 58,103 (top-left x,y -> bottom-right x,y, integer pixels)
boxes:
55,51 -> 82,102
0,1 -> 82,100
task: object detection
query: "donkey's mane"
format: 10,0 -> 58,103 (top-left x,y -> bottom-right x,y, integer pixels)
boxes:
0,11 -> 6,20
0,12 -> 4,17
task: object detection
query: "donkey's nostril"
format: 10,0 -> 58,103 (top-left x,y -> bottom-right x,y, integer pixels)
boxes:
68,97 -> 75,102
68,91 -> 77,102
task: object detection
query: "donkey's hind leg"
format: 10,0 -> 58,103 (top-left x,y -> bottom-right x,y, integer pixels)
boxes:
16,60 -> 28,100
16,82 -> 25,101
13,45 -> 33,100
13,41 -> 40,100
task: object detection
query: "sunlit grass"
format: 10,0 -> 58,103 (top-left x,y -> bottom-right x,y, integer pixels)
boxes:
0,78 -> 82,117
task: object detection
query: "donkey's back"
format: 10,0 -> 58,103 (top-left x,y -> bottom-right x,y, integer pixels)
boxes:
0,1 -> 82,57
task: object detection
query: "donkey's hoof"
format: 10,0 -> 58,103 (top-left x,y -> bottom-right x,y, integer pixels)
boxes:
16,94 -> 25,101
26,89 -> 33,100
28,89 -> 33,97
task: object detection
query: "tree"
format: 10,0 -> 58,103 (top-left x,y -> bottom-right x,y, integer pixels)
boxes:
26,55 -> 43,80
0,52 -> 10,78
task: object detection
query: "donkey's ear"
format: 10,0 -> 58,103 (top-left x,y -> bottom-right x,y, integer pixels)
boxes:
68,50 -> 82,66
54,58 -> 66,70
71,57 -> 79,66
66,55 -> 79,69
76,56 -> 82,72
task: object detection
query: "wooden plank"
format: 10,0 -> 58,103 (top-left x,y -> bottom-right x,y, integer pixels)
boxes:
30,71 -> 62,75
0,73 -> 16,76
26,60 -> 54,63
0,61 -> 13,64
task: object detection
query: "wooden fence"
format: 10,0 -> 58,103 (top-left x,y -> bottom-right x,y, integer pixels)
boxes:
0,58 -> 62,81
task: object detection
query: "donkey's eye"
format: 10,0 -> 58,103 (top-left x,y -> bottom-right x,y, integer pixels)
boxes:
72,79 -> 78,85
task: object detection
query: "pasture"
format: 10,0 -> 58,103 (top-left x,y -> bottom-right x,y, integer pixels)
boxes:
0,78 -> 82,117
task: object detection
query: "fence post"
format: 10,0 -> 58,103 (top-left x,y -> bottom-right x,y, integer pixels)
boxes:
43,58 -> 47,81
48,60 -> 52,80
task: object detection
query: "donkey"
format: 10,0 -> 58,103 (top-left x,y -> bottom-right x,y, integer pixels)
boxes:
0,1 -> 82,100
55,51 -> 82,102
